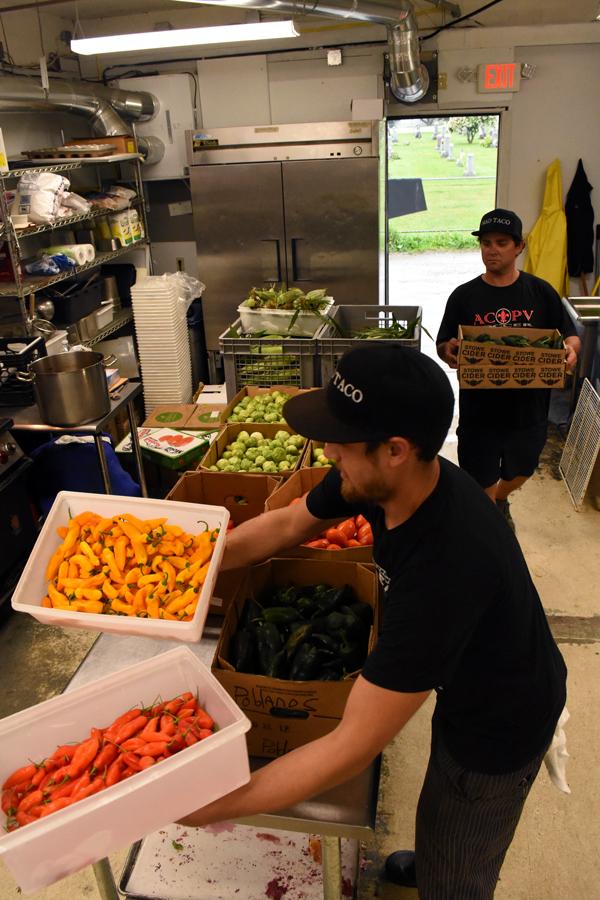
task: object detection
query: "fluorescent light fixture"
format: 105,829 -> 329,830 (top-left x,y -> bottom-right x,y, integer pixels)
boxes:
71,19 -> 298,55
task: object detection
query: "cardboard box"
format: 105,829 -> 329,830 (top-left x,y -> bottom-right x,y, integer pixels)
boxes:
65,134 -> 137,155
199,423 -> 304,479
301,439 -> 335,469
185,404 -> 228,429
143,405 -> 197,428
458,325 -> 566,366
116,427 -> 220,470
220,385 -> 317,428
265,468 -> 373,562
165,470 -> 281,615
458,364 -> 566,389
212,559 -> 379,757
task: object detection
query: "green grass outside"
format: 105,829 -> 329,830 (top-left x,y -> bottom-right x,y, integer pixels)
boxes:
388,127 -> 498,252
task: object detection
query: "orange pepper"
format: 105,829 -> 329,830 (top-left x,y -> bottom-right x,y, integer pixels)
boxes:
114,535 -> 129,571
56,526 -> 69,540
45,546 -> 66,583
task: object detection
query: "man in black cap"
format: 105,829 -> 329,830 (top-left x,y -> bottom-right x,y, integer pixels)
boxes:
437,208 -> 580,532
179,344 -> 566,900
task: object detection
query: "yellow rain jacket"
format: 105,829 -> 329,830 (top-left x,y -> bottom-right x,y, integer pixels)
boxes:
523,159 -> 569,297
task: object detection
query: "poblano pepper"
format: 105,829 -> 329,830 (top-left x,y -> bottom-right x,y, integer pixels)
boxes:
255,623 -> 284,675
229,630 -> 257,673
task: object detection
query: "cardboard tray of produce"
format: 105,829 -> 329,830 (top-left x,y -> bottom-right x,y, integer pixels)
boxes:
0,648 -> 251,895
301,439 -> 335,469
10,492 -> 229,643
115,427 -> 220,469
457,325 -> 566,389
199,423 -> 305,479
265,468 -> 373,562
165,471 -> 281,616
221,385 -> 317,427
212,559 -> 379,757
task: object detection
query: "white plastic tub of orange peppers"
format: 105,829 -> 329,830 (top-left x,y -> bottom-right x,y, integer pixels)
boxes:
11,492 -> 229,642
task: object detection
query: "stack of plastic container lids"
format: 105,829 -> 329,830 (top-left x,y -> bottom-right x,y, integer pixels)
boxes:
131,276 -> 193,415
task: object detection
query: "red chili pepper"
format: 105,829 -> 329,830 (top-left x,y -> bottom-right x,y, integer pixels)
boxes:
160,715 -> 177,734
91,743 -> 118,773
138,741 -> 168,758
16,810 -> 39,827
3,765 -> 38,791
166,733 -> 185,753
121,766 -> 138,780
1,789 -> 16,814
39,797 -> 77,818
18,790 -> 44,813
194,709 -> 215,730
66,737 -> 99,779
119,737 -> 148,753
69,772 -> 91,799
163,698 -> 185,716
47,774 -> 81,800
50,745 -> 78,762
184,730 -> 199,746
198,728 -> 213,740
122,752 -> 142,771
31,759 -> 57,786
138,756 -> 156,770
105,757 -> 123,788
114,715 -> 148,744
103,709 -> 143,742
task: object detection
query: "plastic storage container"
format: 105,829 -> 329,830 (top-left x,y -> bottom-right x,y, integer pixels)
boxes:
0,647 -> 251,895
238,298 -> 333,337
219,319 -> 319,401
0,335 -> 47,407
11,491 -> 229,643
95,300 -> 114,331
315,304 -> 422,384
49,280 -> 103,326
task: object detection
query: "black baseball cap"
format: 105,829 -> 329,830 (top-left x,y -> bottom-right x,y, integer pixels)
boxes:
472,208 -> 523,240
282,344 -> 454,459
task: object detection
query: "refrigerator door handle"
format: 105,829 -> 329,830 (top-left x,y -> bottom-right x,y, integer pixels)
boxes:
291,238 -> 311,283
260,239 -> 282,283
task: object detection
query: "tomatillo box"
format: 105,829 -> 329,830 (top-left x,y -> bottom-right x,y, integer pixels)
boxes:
221,385 -> 317,427
212,559 -> 379,757
143,405 -> 197,428
301,439 -> 335,469
199,423 -> 304,479
458,325 -> 566,367
0,648 -> 251,895
185,404 -> 228,429
165,471 -> 281,615
458,363 -> 565,390
116,427 -> 220,470
265,468 -> 373,562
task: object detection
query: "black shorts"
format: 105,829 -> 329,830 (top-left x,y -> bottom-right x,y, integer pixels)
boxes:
456,419 -> 548,489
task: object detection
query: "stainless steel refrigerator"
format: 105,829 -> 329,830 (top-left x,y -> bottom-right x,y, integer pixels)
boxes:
186,121 -> 383,364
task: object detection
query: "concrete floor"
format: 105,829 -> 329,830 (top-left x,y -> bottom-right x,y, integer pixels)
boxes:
1,251 -> 599,898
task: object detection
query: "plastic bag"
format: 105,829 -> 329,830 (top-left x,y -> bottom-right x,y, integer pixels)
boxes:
62,192 -> 92,213
161,271 -> 206,313
24,253 -> 75,275
11,172 -> 70,224
108,185 -> 136,201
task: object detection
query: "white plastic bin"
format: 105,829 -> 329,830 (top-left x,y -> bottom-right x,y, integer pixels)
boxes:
11,492 -> 229,643
95,300 -> 114,331
238,298 -> 333,337
0,647 -> 251,894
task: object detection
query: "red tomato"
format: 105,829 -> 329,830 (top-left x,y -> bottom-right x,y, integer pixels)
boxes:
346,539 -> 361,547
359,533 -> 374,546
324,528 -> 348,548
355,514 -> 368,529
337,519 -> 357,539
357,523 -> 372,541
305,539 -> 329,549
327,543 -> 341,550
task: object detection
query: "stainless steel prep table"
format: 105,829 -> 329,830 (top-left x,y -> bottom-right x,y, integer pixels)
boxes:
64,620 -> 379,900
2,381 -> 148,497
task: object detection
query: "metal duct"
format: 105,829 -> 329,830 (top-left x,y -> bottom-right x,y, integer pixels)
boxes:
197,0 -> 428,102
0,76 -> 163,157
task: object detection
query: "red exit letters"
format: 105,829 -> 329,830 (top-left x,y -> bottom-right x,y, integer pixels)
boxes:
477,62 -> 521,93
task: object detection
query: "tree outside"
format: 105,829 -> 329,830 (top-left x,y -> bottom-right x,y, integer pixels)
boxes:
388,115 -> 499,252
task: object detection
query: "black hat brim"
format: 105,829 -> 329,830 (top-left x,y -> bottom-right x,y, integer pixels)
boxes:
283,390 -> 391,444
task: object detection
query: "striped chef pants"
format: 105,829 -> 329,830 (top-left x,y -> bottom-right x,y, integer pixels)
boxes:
414,720 -> 548,899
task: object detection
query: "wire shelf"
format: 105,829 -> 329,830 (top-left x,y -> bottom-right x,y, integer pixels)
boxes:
559,378 -> 600,511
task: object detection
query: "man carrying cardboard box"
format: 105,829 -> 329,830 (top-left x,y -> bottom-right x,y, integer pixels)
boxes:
178,344 -> 567,900
436,208 -> 580,532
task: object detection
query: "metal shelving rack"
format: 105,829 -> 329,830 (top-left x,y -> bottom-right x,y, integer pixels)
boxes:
0,153 -> 149,335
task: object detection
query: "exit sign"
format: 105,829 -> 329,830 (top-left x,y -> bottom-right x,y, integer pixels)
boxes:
478,63 -> 521,93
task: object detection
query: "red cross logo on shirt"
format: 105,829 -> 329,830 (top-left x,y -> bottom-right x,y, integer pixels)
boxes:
496,308 -> 511,324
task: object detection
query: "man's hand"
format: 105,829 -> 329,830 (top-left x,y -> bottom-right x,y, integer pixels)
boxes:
437,338 -> 460,369
564,336 -> 580,372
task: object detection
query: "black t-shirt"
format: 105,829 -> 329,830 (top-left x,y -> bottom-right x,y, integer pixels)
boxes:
306,461 -> 567,774
436,271 -> 577,427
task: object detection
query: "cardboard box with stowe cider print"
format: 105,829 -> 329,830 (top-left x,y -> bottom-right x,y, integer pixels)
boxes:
457,325 -> 566,389
212,559 -> 379,757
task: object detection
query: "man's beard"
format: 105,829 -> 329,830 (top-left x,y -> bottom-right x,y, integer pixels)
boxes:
340,473 -> 393,505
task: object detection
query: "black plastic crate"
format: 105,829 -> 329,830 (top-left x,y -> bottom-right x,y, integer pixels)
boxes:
45,279 -> 103,326
0,335 -> 47,407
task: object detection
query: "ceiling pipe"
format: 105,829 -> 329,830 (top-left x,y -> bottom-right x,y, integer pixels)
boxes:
194,0 -> 428,102
0,76 -> 164,160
